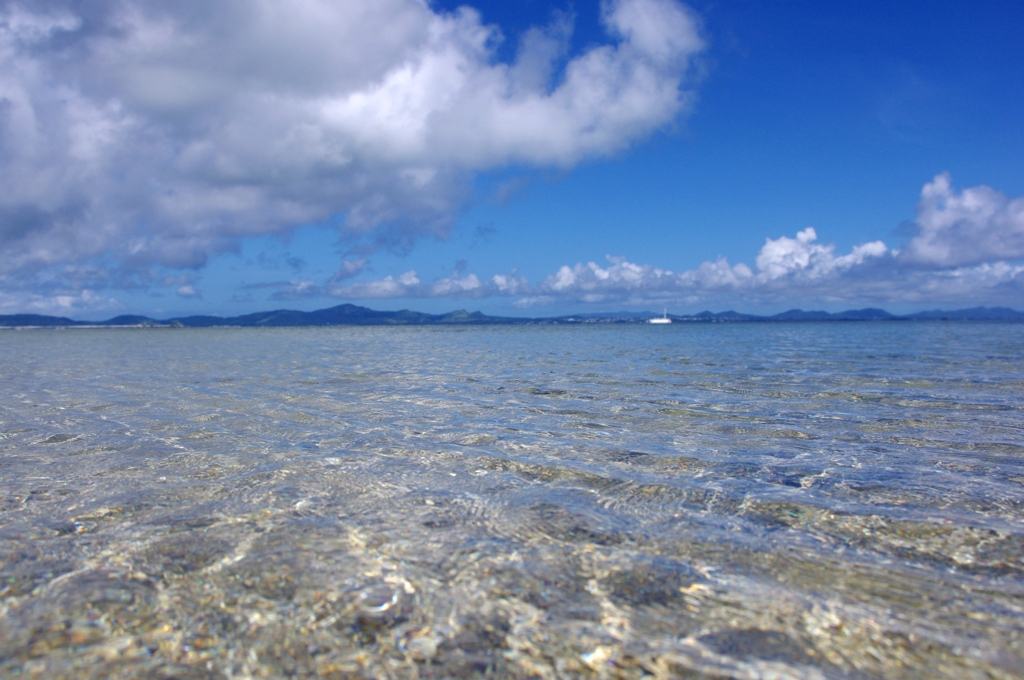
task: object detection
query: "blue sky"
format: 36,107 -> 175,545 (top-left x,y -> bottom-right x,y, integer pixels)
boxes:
1,0 -> 1022,319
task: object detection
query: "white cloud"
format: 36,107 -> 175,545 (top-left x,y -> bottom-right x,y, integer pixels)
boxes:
326,231 -> 887,304
539,256 -> 677,293
430,272 -> 484,297
329,270 -> 423,299
603,0 -> 703,65
875,261 -> 1024,304
0,0 -> 705,287
525,230 -> 888,300
901,173 -> 1024,267
326,268 -> 504,300
676,257 -> 752,289
0,288 -> 122,317
491,272 -> 530,295
322,176 -> 1024,309
754,227 -> 888,280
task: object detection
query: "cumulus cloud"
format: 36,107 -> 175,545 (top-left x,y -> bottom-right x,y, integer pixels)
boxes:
324,175 -> 1024,308
540,256 -> 679,297
753,228 -> 887,280
491,271 -> 531,295
900,173 -> 1024,267
523,229 -> 889,301
329,231 -> 889,304
521,230 -> 891,303
0,0 -> 705,290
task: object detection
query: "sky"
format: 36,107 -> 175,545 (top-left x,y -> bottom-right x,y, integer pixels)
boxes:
1,0 -> 1022,319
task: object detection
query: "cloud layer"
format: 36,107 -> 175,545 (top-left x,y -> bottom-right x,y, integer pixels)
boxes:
0,0 -> 704,288
324,175 -> 1024,309
900,173 -> 1024,267
2,0 -> 1021,316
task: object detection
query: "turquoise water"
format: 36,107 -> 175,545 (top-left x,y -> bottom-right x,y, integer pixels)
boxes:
1,323 -> 1022,678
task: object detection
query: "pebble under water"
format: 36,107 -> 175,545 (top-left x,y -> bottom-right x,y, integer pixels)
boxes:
1,323 -> 1023,679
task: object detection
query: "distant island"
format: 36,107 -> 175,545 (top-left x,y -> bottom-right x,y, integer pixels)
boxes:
1,304 -> 1023,328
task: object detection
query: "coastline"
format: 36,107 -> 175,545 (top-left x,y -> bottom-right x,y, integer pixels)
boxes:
2,303 -> 1023,330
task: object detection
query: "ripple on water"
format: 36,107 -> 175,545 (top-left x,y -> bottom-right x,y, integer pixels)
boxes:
0,323 -> 1022,678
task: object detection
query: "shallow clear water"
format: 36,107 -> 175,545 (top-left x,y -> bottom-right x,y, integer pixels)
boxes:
1,323 -> 1022,679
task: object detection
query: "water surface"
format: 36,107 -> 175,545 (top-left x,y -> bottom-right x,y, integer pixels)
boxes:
1,323 -> 1022,678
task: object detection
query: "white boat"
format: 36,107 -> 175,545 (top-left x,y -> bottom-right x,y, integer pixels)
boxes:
649,309 -> 672,324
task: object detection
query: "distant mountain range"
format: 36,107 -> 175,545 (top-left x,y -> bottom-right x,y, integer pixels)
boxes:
1,304 -> 1023,328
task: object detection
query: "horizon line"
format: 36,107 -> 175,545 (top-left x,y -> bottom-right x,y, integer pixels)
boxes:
2,302 -> 1023,328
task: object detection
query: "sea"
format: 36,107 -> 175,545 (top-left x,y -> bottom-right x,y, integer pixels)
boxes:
0,322 -> 1022,679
